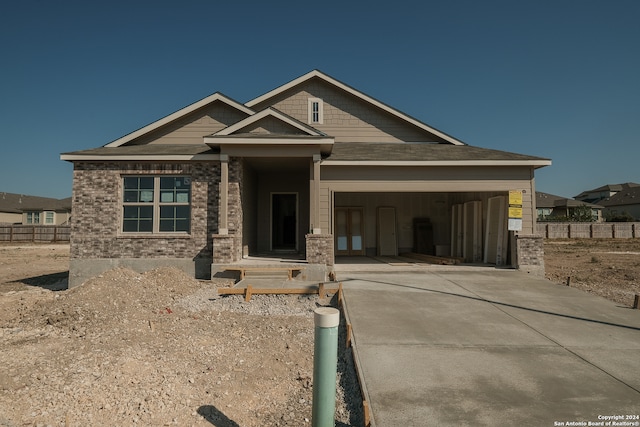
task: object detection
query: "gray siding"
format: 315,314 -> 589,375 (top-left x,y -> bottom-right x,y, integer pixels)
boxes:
128,103 -> 250,145
239,116 -> 308,135
250,78 -> 446,143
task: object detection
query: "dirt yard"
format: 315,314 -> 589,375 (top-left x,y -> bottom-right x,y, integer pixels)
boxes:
1,239 -> 639,426
544,238 -> 640,307
0,244 -> 362,427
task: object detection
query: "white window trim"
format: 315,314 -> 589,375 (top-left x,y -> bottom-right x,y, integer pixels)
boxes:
44,211 -> 55,224
308,98 -> 323,125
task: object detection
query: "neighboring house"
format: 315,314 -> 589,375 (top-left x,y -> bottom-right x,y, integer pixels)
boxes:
61,70 -> 551,287
536,192 -> 602,222
575,182 -> 640,205
597,185 -> 640,221
0,192 -> 72,225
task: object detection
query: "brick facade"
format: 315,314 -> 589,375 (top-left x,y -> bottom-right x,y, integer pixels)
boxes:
211,234 -> 236,264
214,157 -> 244,263
515,234 -> 545,277
70,161 -> 220,264
305,234 -> 334,266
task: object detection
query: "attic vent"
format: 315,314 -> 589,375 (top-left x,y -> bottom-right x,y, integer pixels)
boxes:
308,98 -> 323,125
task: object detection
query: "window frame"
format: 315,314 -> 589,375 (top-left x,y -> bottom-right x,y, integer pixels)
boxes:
26,211 -> 40,224
121,175 -> 192,235
44,211 -> 55,224
308,97 -> 324,125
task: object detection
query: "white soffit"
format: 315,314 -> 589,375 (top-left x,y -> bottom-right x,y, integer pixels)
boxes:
104,93 -> 254,148
245,70 -> 466,146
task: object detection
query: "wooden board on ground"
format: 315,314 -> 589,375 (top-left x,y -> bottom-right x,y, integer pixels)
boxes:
217,284 -> 339,301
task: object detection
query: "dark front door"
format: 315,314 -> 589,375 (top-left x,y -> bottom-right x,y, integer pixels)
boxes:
272,193 -> 297,251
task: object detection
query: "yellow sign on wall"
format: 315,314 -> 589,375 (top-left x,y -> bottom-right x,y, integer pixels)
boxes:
509,207 -> 523,218
508,190 -> 523,231
509,190 -> 523,206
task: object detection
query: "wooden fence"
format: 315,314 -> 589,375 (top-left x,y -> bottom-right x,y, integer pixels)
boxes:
537,222 -> 640,239
3,223 -> 638,243
0,225 -> 71,243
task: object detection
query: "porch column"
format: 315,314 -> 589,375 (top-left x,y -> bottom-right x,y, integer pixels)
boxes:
219,154 -> 229,235
310,154 -> 322,234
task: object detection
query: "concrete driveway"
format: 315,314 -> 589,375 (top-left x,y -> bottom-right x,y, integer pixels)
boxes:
338,266 -> 640,426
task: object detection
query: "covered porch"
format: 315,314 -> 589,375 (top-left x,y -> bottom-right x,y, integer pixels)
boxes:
207,120 -> 335,281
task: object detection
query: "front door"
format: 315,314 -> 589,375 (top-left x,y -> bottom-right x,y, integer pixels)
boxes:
335,207 -> 364,256
272,193 -> 297,251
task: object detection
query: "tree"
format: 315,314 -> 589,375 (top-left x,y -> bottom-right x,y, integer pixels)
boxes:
605,210 -> 634,222
570,204 -> 595,222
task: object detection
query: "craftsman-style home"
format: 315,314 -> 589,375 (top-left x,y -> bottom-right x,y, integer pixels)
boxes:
61,70 -> 551,287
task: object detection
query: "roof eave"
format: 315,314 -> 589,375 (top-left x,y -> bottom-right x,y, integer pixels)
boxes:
60,153 -> 221,162
321,159 -> 552,167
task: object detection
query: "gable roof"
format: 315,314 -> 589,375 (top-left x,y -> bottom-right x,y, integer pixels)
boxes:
536,192 -> 602,209
0,193 -> 71,213
104,92 -> 254,148
204,107 -> 334,156
245,70 -> 466,146
61,70 -> 551,169
598,185 -> 640,207
212,107 -> 327,137
574,182 -> 640,199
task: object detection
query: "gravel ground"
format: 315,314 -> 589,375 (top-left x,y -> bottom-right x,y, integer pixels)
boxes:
0,267 -> 363,427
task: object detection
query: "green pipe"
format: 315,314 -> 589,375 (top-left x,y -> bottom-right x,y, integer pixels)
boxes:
312,307 -> 340,427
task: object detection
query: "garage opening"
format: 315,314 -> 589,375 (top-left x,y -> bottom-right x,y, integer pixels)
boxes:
334,191 -> 511,265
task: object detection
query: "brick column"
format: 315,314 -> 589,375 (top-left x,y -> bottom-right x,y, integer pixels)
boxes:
306,234 -> 334,266
515,234 -> 545,277
212,234 -> 235,264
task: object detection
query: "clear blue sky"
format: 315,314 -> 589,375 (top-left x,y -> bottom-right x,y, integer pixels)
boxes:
1,0 -> 638,200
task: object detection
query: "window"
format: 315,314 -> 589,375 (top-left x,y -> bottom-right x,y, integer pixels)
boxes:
122,176 -> 191,233
308,98 -> 323,124
45,211 -> 55,224
26,212 -> 40,224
